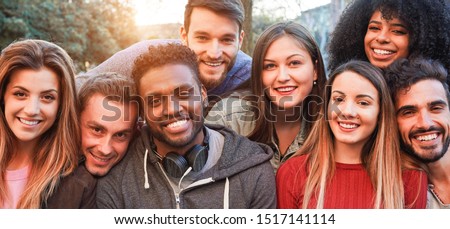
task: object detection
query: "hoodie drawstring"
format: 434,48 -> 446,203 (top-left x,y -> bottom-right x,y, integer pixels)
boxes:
223,177 -> 229,209
144,149 -> 150,189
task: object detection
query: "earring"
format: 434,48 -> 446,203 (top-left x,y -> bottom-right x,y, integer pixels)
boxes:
313,80 -> 317,86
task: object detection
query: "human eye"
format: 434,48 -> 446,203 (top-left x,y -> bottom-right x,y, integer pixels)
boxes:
147,96 -> 161,107
90,126 -> 103,135
332,96 -> 344,103
392,29 -> 408,35
195,35 -> 208,41
289,60 -> 302,67
358,100 -> 370,106
222,37 -> 235,44
114,132 -> 130,141
367,25 -> 380,31
42,94 -> 56,103
263,63 -> 276,70
13,90 -> 27,99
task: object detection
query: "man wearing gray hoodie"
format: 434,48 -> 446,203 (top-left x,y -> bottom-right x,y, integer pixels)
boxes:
96,43 -> 276,208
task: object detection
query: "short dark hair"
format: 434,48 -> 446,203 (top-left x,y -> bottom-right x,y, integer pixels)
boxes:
184,0 -> 245,33
385,57 -> 450,105
132,43 -> 200,91
78,72 -> 138,112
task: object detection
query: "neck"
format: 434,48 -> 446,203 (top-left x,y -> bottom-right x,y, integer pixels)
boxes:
273,105 -> 302,125
153,130 -> 205,158
427,149 -> 450,189
8,139 -> 37,170
333,140 -> 364,164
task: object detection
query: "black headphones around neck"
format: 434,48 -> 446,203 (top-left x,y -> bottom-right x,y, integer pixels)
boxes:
151,128 -> 209,178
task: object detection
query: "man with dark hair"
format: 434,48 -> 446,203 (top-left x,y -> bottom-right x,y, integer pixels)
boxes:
386,58 -> 450,209
96,43 -> 276,209
77,72 -> 139,177
80,0 -> 250,100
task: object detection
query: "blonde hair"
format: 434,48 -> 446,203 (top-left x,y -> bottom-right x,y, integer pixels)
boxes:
0,39 -> 80,208
295,60 -> 405,208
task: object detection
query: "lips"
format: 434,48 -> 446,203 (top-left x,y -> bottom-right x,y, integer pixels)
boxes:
373,48 -> 395,55
203,61 -> 223,67
338,122 -> 359,129
18,117 -> 41,126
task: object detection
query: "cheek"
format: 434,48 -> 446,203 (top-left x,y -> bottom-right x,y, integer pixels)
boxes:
261,72 -> 273,88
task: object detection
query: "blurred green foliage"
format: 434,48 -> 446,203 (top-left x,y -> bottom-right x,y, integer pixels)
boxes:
0,0 -> 139,72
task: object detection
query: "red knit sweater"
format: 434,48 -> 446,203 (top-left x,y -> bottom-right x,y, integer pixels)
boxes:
276,154 -> 428,209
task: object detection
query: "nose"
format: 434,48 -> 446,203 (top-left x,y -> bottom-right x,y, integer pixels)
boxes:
206,39 -> 222,59
375,29 -> 391,44
98,136 -> 114,155
276,66 -> 290,83
23,97 -> 40,116
416,110 -> 434,129
162,95 -> 182,117
339,101 -> 357,119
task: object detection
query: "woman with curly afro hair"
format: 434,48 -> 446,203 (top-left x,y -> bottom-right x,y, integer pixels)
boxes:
328,0 -> 450,83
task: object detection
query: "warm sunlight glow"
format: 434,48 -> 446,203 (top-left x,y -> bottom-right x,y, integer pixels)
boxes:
133,0 -> 187,26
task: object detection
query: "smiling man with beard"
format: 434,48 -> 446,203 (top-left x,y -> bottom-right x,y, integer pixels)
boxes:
386,57 -> 450,209
95,43 -> 276,209
79,0 -> 250,102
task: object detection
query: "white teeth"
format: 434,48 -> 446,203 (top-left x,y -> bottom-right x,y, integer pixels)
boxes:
19,118 -> 39,126
416,134 -> 438,141
339,122 -> 358,129
373,49 -> 394,55
276,87 -> 295,92
167,119 -> 187,128
91,152 -> 110,162
204,62 -> 222,67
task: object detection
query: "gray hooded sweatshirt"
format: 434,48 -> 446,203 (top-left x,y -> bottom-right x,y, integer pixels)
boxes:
96,124 -> 276,209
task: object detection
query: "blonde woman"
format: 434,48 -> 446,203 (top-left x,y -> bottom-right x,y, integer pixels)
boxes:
276,60 -> 427,208
0,39 -> 96,208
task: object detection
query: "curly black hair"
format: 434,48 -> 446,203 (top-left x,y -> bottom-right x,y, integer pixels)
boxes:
131,43 -> 200,89
328,0 -> 450,83
384,57 -> 450,103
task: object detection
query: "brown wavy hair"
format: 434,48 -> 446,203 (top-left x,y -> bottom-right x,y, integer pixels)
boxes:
0,39 -> 80,208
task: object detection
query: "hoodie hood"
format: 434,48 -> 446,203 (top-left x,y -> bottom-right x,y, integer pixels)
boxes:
137,124 -> 273,182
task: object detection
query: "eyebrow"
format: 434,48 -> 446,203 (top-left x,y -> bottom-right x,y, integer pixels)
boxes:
192,31 -> 237,38
13,86 -> 58,94
430,100 -> 448,107
368,20 -> 408,30
145,83 -> 194,97
86,120 -> 134,133
396,105 -> 416,115
332,90 -> 375,100
264,54 -> 306,62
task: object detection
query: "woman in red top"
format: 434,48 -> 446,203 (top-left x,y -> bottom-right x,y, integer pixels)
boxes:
276,60 -> 427,209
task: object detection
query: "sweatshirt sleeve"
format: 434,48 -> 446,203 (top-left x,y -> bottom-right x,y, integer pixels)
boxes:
402,169 -> 428,209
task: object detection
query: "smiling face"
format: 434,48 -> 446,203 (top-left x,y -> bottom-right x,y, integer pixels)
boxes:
139,63 -> 207,154
180,7 -> 244,90
261,35 -> 317,110
81,93 -> 138,176
328,71 -> 379,149
395,79 -> 450,163
3,68 -> 59,146
364,10 -> 410,69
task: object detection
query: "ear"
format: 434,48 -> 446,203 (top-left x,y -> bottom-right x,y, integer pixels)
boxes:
180,26 -> 188,45
200,84 -> 208,106
313,60 -> 318,81
238,30 -> 245,49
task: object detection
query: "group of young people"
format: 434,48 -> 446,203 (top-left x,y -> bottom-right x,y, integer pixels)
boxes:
0,0 -> 449,209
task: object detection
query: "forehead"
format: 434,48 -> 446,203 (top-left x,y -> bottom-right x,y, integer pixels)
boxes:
265,36 -> 310,58
8,67 -> 59,90
332,71 -> 378,96
82,93 -> 138,126
139,64 -> 199,96
395,79 -> 448,108
188,7 -> 240,34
